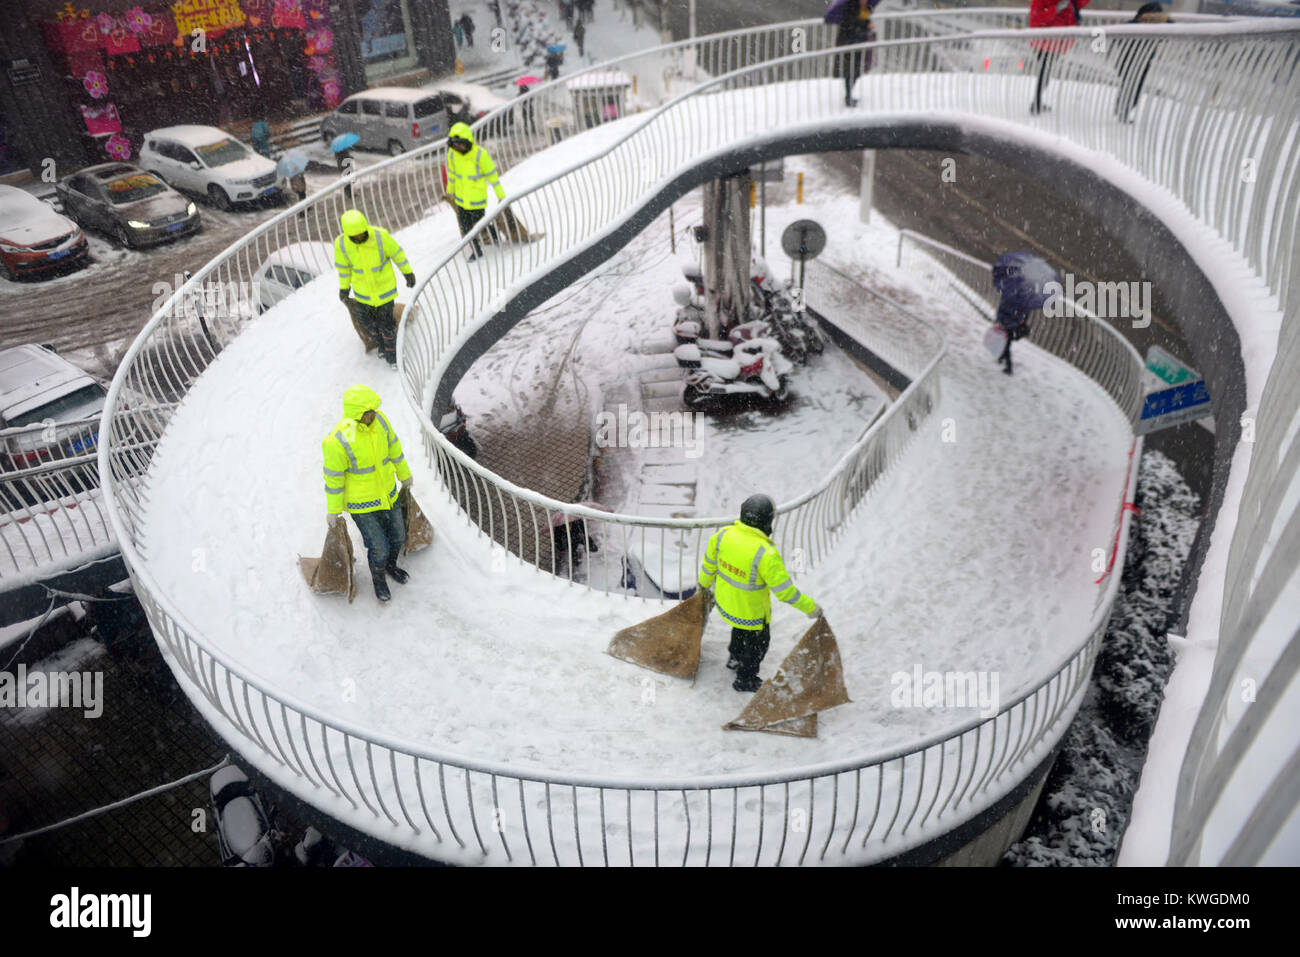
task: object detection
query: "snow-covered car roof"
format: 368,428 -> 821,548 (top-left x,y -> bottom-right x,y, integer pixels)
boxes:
258,241 -> 333,275
0,344 -> 99,422
565,71 -> 632,91
345,86 -> 438,104
0,185 -> 77,243
145,125 -> 248,148
428,80 -> 510,113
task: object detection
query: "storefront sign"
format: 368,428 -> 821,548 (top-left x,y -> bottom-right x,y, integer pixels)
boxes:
171,0 -> 247,37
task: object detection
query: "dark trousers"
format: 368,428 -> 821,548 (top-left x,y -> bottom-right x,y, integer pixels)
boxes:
729,623 -> 771,683
455,204 -> 487,256
351,504 -> 406,578
998,324 -> 1028,370
354,300 -> 397,363
1033,50 -> 1058,113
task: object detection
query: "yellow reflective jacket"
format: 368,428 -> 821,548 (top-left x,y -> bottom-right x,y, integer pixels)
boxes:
445,123 -> 505,210
699,521 -> 815,630
323,385 -> 412,515
334,219 -> 412,306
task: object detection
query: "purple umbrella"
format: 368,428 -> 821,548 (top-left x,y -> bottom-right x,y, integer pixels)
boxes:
992,251 -> 1060,311
825,0 -> 879,24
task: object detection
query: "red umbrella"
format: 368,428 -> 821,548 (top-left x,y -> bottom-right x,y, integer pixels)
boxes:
514,75 -> 542,86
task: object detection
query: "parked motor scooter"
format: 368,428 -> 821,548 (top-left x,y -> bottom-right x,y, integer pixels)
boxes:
210,764 -> 277,867
677,337 -> 792,409
436,403 -> 478,458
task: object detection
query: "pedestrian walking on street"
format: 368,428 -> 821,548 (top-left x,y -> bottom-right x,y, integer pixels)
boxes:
445,122 -> 506,261
1113,2 -> 1170,122
1029,0 -> 1090,115
334,208 -> 416,365
698,495 -> 822,693
545,47 -> 563,80
453,19 -> 464,48
573,18 -> 585,57
826,0 -> 880,108
458,13 -> 477,47
562,0 -> 574,30
578,0 -> 594,24
489,0 -> 503,28
323,384 -> 412,604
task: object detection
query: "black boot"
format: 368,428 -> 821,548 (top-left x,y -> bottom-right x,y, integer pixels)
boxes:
372,568 -> 391,603
733,673 -> 762,693
386,558 -> 409,584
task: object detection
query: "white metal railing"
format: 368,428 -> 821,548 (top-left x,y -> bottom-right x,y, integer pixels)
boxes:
98,17 -> 1291,865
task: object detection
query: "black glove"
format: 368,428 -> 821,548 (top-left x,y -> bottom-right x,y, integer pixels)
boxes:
338,289 -> 350,304
404,272 -> 416,288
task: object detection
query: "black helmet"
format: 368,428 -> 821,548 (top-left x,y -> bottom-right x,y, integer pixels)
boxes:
739,494 -> 775,536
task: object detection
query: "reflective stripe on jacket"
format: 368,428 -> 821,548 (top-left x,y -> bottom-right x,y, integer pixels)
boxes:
446,142 -> 505,210
323,387 -> 412,515
335,226 -> 412,305
698,521 -> 815,630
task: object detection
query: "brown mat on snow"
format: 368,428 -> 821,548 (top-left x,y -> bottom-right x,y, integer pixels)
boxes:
724,617 -> 850,738
299,520 -> 357,602
483,206 -> 545,244
346,300 -> 407,354
400,487 -> 435,554
606,590 -> 705,680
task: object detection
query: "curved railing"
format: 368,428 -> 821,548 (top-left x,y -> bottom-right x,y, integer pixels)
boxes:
98,17 -> 1294,864
398,19 -> 1292,592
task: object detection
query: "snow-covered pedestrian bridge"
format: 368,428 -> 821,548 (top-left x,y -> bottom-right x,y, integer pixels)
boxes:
99,13 -> 1297,864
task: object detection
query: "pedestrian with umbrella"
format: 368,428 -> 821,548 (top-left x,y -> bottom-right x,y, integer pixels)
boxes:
826,0 -> 881,108
545,43 -> 565,80
514,74 -> 541,133
989,251 -> 1059,376
277,150 -> 309,205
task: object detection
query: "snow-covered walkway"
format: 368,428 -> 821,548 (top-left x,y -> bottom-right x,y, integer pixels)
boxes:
132,134 -> 1132,779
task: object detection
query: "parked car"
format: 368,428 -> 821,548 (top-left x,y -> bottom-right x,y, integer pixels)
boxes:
252,241 -> 332,313
56,163 -> 200,249
0,185 -> 89,281
320,86 -> 487,156
0,344 -> 106,470
138,125 -> 278,210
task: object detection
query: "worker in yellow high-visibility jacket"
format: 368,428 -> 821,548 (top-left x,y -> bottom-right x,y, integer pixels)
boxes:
335,208 -> 415,365
323,384 -> 413,603
699,494 -> 822,692
445,121 -> 505,261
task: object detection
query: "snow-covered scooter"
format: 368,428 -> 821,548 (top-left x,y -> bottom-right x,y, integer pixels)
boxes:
675,336 -> 792,409
210,765 -> 276,867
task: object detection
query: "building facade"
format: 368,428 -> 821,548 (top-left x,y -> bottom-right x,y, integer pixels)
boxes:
0,0 -> 453,176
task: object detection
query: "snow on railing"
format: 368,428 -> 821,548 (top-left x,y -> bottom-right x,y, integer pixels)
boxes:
97,16 -> 1293,866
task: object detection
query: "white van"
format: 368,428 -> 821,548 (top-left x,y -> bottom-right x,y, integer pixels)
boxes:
320,87 -> 475,156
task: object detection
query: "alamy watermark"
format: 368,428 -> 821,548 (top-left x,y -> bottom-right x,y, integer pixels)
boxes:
0,666 -> 103,718
594,405 -> 703,459
1043,274 -> 1152,329
890,663 -> 1000,718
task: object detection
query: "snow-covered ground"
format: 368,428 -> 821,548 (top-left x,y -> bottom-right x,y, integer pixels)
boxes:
128,128 -> 1133,784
